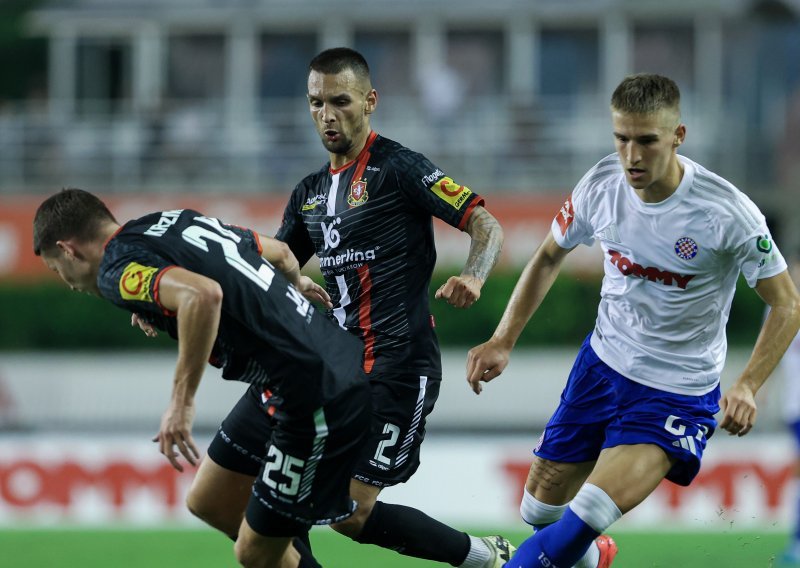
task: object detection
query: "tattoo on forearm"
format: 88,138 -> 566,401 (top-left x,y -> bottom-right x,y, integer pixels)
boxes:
463,208 -> 503,281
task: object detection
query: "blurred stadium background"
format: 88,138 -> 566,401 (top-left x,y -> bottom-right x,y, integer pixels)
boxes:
1,0 -> 800,566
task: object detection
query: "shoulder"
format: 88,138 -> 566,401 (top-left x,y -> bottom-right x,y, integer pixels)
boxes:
685,157 -> 766,236
572,153 -> 623,205
374,135 -> 430,172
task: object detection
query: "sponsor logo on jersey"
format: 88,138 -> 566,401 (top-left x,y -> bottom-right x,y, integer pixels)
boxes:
319,247 -> 377,269
347,179 -> 369,207
421,168 -> 445,185
674,237 -> 698,260
119,262 -> 158,302
430,176 -> 472,210
756,234 -> 773,253
302,194 -> 327,211
144,210 -> 182,237
608,250 -> 695,289
321,217 -> 342,250
555,197 -> 574,236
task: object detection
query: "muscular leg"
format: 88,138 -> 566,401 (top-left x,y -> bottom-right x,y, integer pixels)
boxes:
332,479 -> 486,567
186,455 -> 255,539
234,519 -> 306,568
509,444 -> 673,568
526,455 -> 595,505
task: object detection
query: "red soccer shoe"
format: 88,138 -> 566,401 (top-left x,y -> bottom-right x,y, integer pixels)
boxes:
595,535 -> 618,568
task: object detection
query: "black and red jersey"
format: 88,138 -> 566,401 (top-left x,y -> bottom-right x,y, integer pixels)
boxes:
97,209 -> 365,416
276,132 -> 484,376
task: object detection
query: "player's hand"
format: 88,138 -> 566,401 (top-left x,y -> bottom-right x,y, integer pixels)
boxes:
131,313 -> 158,337
435,275 -> 482,309
153,401 -> 201,472
295,276 -> 333,309
466,340 -> 510,394
719,382 -> 758,437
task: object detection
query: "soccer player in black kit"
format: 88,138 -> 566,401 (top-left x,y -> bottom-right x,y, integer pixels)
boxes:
32,188 -> 372,568
187,48 -> 511,567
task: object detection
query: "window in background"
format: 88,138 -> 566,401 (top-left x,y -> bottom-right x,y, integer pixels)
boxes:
632,23 -> 695,90
538,27 -> 600,99
259,32 -> 317,98
445,29 -> 504,96
166,33 -> 226,100
76,38 -> 132,114
353,30 -> 412,95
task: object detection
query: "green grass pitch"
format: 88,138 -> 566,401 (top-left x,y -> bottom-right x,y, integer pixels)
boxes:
0,527 -> 789,567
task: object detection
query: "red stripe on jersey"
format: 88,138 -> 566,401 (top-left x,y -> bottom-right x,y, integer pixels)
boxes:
457,196 -> 486,230
153,265 -> 179,316
103,226 -> 124,250
329,131 -> 378,175
250,230 -> 264,255
357,264 -> 375,373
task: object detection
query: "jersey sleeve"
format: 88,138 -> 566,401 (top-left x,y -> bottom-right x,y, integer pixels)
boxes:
98,244 -> 179,317
717,192 -> 787,287
732,228 -> 787,287
394,149 -> 484,230
275,184 -> 316,265
550,178 -> 595,249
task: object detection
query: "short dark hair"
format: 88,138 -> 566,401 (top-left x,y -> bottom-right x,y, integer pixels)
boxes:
309,47 -> 370,81
611,74 -> 681,115
33,188 -> 116,256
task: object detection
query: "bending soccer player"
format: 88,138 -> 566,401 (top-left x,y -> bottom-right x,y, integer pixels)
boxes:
33,188 -> 372,568
466,74 -> 800,568
185,47 -> 512,567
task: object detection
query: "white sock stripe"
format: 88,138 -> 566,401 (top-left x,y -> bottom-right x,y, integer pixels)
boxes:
569,483 -> 622,534
519,488 -> 568,525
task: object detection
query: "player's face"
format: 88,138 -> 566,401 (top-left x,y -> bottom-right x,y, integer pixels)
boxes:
612,108 -> 686,199
307,69 -> 377,164
41,248 -> 97,295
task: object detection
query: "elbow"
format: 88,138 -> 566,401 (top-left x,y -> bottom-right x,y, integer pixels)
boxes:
271,240 -> 293,269
196,280 -> 223,312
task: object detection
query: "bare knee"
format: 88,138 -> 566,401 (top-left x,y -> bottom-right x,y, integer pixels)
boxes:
186,485 -> 243,538
234,533 -> 292,568
331,501 -> 373,538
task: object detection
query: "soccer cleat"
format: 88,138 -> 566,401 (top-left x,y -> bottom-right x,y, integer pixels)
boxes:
595,534 -> 618,568
481,535 -> 516,568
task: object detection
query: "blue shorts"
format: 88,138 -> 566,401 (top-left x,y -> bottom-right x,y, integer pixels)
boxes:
534,334 -> 720,486
789,420 -> 800,450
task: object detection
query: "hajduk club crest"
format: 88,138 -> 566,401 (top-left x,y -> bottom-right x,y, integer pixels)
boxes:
347,179 -> 368,207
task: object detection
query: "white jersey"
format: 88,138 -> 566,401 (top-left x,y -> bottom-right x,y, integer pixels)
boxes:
552,153 -> 787,395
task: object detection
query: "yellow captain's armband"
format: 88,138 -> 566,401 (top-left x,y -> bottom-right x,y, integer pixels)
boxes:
430,176 -> 472,210
119,262 -> 158,302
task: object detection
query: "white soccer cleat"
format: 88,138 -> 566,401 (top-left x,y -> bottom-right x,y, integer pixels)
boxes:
481,535 -> 516,568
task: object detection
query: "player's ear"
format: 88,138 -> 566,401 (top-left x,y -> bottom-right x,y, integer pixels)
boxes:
365,89 -> 378,115
673,124 -> 686,148
56,239 -> 79,260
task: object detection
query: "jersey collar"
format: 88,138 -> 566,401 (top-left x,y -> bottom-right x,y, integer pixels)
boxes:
329,131 -> 378,175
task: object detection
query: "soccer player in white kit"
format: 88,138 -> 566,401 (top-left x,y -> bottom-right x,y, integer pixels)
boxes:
466,74 -> 800,568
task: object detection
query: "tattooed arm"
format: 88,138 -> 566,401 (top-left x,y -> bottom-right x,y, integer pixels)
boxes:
435,206 -> 504,308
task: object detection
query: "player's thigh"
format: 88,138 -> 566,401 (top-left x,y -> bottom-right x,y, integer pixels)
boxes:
205,385 -> 274,478
526,455 -> 595,505
187,454 -> 254,522
235,519 -> 297,568
586,444 -> 674,514
352,373 -> 441,488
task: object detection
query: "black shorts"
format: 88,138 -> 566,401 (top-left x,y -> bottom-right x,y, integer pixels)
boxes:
208,382 -> 371,536
208,373 -> 440,491
352,373 -> 441,487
